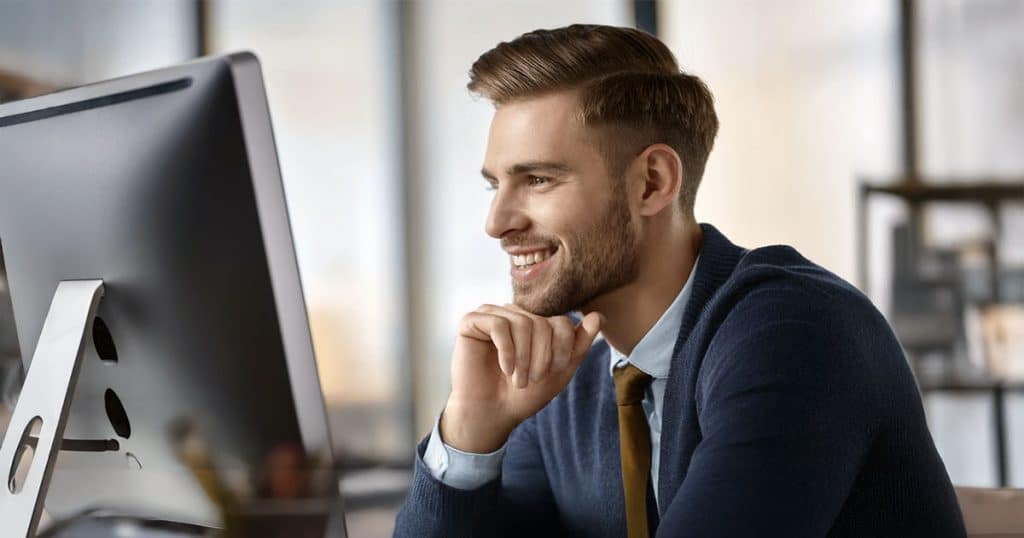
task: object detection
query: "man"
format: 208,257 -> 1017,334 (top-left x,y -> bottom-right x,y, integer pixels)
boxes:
395,24 -> 966,537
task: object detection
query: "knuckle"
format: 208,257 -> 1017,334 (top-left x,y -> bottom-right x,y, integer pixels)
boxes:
513,316 -> 533,333
548,320 -> 571,342
458,312 -> 478,330
548,315 -> 571,329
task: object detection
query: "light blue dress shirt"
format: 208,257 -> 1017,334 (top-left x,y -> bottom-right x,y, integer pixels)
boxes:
424,256 -> 699,509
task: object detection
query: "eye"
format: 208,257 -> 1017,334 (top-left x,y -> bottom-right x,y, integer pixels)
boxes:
483,179 -> 498,191
528,175 -> 552,187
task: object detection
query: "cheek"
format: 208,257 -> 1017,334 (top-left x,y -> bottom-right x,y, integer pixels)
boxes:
532,202 -> 588,244
535,185 -> 598,225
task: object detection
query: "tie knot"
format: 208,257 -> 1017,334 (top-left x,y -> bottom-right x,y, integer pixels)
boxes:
613,363 -> 652,406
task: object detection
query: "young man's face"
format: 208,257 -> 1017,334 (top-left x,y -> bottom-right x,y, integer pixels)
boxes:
481,90 -> 640,316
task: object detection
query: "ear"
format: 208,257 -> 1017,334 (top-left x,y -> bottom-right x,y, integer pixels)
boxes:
634,144 -> 683,217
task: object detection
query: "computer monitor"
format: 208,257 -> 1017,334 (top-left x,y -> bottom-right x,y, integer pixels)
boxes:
0,53 -> 340,535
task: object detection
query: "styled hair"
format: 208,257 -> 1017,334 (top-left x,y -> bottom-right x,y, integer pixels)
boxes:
468,24 -> 719,216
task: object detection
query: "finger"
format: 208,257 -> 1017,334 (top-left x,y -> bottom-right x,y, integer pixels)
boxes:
547,316 -> 575,374
510,313 -> 533,388
477,305 -> 532,387
503,304 -> 553,386
486,316 -> 516,377
528,316 -> 553,384
460,312 -> 515,376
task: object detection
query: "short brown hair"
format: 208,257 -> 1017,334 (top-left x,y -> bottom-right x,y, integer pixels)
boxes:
469,24 -> 718,216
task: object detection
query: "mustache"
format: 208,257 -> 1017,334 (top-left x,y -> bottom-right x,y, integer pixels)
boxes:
501,234 -> 559,250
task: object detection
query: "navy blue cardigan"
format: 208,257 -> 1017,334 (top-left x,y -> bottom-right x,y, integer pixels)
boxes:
394,223 -> 966,537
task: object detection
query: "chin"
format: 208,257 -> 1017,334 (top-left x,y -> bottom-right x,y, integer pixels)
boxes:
512,295 -> 550,317
513,293 -> 572,318
512,295 -> 542,315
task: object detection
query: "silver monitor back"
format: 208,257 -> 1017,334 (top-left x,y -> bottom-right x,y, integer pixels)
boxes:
0,53 -> 336,529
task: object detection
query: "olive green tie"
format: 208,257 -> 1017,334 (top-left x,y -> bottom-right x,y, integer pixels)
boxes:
614,363 -> 653,538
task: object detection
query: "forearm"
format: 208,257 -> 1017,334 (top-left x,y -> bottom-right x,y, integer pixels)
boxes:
394,418 -> 561,537
394,436 -> 503,538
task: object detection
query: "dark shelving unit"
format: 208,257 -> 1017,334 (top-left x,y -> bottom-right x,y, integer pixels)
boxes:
857,179 -> 1024,487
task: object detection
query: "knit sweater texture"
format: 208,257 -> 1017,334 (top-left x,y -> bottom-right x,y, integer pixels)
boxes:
394,223 -> 966,537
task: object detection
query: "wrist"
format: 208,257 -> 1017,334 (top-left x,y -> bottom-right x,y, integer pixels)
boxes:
440,400 -> 514,454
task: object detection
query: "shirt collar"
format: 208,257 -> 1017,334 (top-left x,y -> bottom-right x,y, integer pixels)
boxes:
607,254 -> 700,380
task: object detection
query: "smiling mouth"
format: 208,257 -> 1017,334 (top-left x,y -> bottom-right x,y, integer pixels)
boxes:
510,246 -> 558,269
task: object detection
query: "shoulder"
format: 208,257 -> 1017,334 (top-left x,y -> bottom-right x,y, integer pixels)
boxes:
716,243 -> 887,337
696,243 -> 907,403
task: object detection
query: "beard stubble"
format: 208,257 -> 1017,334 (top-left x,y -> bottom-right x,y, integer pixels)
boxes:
512,186 -> 639,317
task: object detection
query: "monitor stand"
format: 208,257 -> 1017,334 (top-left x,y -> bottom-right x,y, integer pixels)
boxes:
0,280 -> 106,537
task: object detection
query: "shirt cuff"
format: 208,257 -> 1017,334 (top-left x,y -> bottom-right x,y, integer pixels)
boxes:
422,414 -> 506,490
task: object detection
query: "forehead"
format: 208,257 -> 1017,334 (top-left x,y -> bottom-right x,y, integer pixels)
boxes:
484,91 -> 601,170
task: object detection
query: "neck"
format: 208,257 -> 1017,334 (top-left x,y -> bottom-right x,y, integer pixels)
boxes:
583,220 -> 702,356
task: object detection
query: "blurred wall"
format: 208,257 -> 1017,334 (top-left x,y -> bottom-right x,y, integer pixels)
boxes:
662,0 -> 901,285
919,0 -> 1024,178
208,0 -> 408,461
0,1 -> 195,87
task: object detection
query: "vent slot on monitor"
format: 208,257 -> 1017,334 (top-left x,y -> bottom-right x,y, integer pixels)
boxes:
0,77 -> 192,128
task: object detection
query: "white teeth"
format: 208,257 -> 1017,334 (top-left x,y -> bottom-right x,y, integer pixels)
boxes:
510,249 -> 553,268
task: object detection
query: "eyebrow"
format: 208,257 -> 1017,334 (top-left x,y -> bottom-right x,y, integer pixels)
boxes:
480,161 -> 574,180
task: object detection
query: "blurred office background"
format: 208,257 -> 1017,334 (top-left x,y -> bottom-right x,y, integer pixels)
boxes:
0,1 -> 1022,535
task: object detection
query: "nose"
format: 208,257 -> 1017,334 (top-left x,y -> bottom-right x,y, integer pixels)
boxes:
485,186 -> 529,239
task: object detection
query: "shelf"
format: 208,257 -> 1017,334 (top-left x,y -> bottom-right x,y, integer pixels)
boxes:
861,181 -> 1024,203
919,380 -> 1024,393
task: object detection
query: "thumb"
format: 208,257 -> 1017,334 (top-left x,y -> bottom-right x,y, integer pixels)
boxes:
570,312 -> 604,360
547,312 -> 605,389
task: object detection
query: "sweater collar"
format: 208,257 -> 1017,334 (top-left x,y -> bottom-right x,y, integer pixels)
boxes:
669,223 -> 747,358
657,222 -> 747,510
